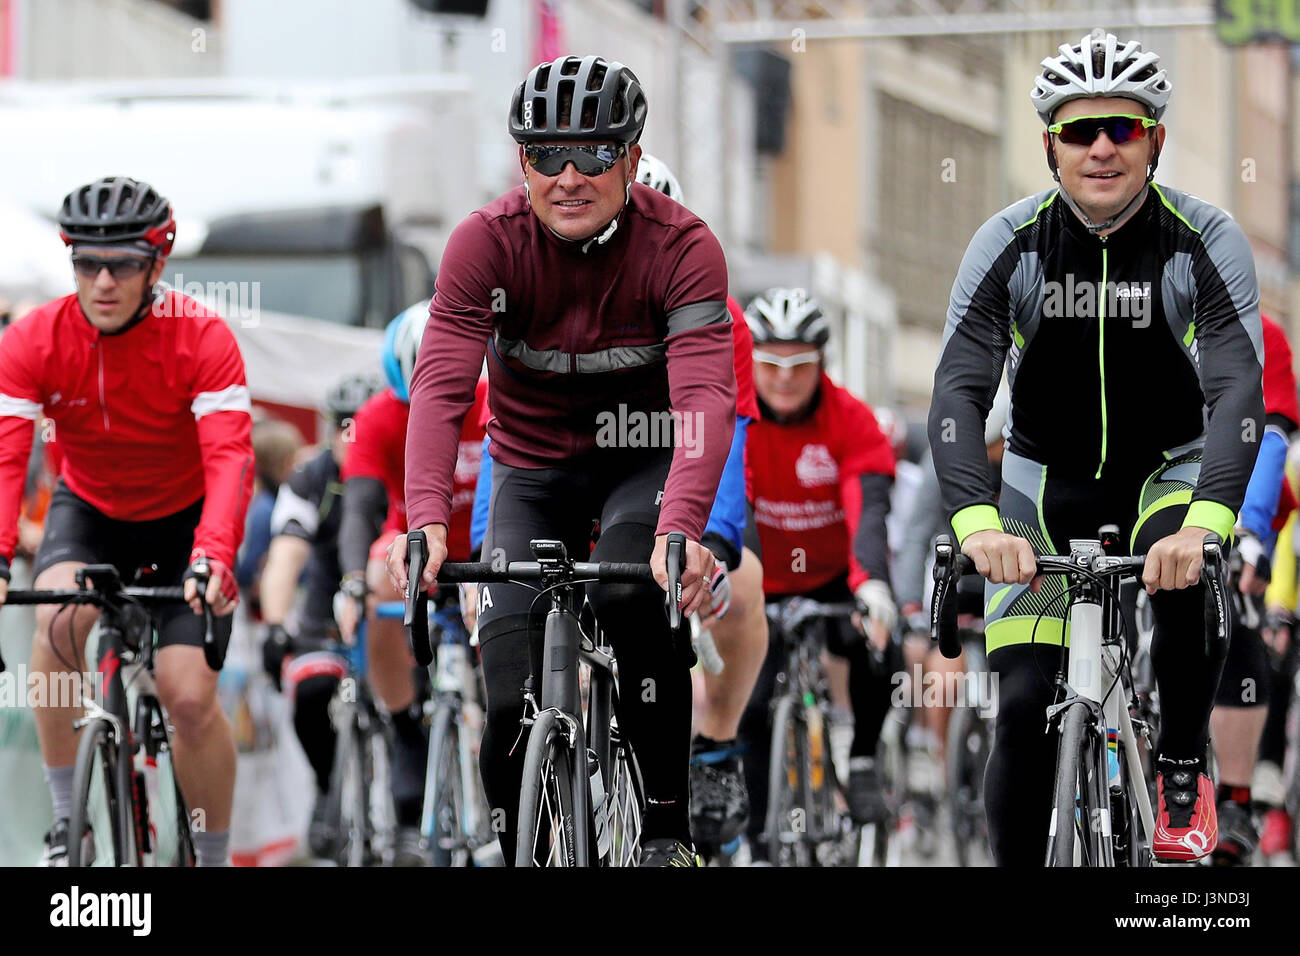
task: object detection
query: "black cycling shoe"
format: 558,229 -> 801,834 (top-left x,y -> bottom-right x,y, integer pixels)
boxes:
638,838 -> 702,867
307,792 -> 336,859
847,757 -> 887,825
41,819 -> 93,867
1212,799 -> 1258,867
689,746 -> 750,850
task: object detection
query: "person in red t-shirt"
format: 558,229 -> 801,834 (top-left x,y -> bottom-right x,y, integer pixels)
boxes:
633,153 -> 768,856
739,287 -> 899,856
336,299 -> 486,863
0,177 -> 254,867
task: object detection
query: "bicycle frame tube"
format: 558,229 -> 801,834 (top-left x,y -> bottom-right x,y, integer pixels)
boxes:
1119,702 -> 1155,848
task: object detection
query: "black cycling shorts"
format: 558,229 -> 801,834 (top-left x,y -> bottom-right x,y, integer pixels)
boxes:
742,499 -> 762,564
33,480 -> 233,652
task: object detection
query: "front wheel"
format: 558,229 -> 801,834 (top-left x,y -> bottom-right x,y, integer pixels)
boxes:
765,693 -> 811,867
515,711 -> 580,867
69,717 -> 129,867
423,704 -> 466,867
329,707 -> 372,866
946,705 -> 991,867
1048,703 -> 1109,867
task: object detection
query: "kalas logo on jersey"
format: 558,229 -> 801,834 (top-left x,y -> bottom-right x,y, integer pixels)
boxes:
795,444 -> 838,487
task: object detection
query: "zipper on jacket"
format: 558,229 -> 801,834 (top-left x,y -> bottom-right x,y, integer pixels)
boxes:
96,341 -> 110,430
1094,240 -> 1109,480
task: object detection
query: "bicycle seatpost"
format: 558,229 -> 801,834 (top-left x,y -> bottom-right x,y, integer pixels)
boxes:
665,531 -> 686,631
405,529 -> 433,667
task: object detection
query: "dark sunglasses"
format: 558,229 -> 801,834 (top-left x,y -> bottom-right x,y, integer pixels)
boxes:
1048,113 -> 1157,147
523,143 -> 626,177
71,254 -> 153,280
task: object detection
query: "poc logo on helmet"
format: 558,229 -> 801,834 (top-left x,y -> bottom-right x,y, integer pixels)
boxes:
522,100 -> 533,130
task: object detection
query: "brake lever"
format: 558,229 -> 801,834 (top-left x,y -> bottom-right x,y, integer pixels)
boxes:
190,557 -> 221,672
405,530 -> 432,667
665,532 -> 686,631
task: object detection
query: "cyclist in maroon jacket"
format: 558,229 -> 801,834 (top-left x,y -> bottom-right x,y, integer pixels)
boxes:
387,55 -> 737,867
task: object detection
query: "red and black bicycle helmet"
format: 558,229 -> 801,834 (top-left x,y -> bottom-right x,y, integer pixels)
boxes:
58,176 -> 176,255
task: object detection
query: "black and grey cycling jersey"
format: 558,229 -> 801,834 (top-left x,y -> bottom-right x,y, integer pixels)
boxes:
928,184 -> 1264,544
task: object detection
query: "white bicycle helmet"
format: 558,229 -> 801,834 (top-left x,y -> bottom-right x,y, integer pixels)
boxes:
744,288 -> 830,348
1031,28 -> 1171,124
382,298 -> 430,403
635,153 -> 684,204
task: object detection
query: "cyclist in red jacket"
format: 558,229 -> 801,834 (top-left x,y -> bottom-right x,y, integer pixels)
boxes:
335,299 -> 487,864
0,177 -> 254,866
739,288 -> 899,860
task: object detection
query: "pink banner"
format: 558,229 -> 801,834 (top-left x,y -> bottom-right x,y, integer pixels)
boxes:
0,0 -> 13,78
533,0 -> 565,66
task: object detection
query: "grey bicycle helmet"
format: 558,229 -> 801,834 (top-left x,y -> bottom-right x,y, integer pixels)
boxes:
325,374 -> 383,425
1030,29 -> 1172,124
509,55 -> 647,145
58,176 -> 176,255
744,288 -> 830,348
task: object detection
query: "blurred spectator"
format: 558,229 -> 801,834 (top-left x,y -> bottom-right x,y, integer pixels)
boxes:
237,418 -> 305,602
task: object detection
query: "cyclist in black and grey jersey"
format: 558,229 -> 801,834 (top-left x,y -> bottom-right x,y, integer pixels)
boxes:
928,30 -> 1264,865
260,374 -> 381,857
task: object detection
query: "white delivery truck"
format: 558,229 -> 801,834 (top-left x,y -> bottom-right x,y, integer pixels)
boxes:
0,76 -> 483,434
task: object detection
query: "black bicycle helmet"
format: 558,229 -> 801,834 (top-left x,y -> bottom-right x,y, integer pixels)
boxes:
58,176 -> 176,255
509,55 -> 647,145
325,373 -> 383,425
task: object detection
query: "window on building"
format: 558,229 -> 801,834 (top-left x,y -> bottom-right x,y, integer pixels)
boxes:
874,91 -> 998,332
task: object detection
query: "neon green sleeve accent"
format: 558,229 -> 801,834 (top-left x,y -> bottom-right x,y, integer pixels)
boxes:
1181,500 -> 1237,542
952,505 -> 1004,545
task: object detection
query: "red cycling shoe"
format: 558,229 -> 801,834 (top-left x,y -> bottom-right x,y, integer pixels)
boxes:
1152,759 -> 1217,862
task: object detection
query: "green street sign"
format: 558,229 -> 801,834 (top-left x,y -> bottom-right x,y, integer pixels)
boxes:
1217,0 -> 1300,44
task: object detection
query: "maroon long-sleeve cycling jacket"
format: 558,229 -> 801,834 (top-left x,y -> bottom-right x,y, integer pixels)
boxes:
405,182 -> 737,540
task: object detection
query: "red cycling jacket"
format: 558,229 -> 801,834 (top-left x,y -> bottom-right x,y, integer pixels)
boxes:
747,373 -> 895,595
1262,314 -> 1299,530
341,379 -> 487,562
728,297 -> 759,421
0,291 -> 254,567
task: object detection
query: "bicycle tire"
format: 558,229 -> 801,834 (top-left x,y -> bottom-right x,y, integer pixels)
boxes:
1047,703 -> 1090,866
808,706 -> 842,865
946,704 -> 991,867
765,693 -> 810,867
69,717 -> 128,867
423,704 -> 466,867
163,757 -> 196,866
331,711 -> 371,866
856,718 -> 903,868
515,711 -> 579,867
